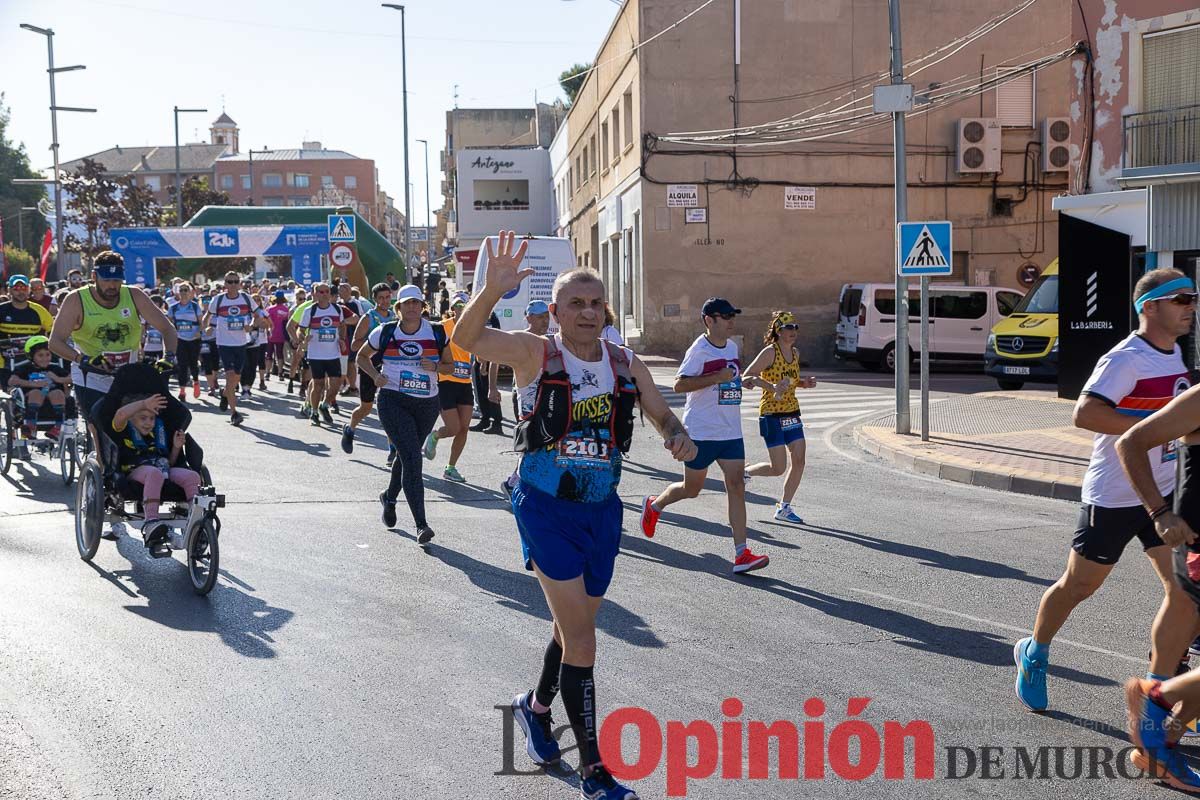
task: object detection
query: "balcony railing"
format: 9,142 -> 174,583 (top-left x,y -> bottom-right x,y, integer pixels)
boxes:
1123,104 -> 1200,175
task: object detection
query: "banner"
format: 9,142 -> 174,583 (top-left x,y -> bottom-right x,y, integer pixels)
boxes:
38,228 -> 53,281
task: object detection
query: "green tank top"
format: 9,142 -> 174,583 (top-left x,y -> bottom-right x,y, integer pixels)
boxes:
74,286 -> 142,366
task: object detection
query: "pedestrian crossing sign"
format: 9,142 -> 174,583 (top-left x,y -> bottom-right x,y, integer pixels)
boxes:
328,214 -> 356,242
897,221 -> 952,276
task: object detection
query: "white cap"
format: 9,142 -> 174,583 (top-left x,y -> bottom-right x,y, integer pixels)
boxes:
396,284 -> 424,302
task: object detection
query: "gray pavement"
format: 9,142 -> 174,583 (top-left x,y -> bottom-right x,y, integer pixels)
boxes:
0,366 -> 1180,798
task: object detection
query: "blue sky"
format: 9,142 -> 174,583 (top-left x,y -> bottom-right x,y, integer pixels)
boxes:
0,0 -> 619,223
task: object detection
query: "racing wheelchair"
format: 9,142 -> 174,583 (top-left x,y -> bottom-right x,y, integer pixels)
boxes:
0,336 -> 80,484
74,362 -> 225,595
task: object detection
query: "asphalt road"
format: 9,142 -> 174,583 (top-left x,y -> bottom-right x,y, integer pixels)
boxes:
0,365 -> 1174,799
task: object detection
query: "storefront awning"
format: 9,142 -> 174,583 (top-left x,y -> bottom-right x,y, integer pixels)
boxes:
1052,189 -> 1147,247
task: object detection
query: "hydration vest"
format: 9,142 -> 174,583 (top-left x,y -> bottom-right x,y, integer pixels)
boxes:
514,337 -> 639,456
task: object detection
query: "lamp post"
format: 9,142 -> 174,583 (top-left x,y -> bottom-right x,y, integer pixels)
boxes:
17,207 -> 39,251
382,3 -> 412,281
20,23 -> 93,280
174,106 -> 207,225
417,138 -> 431,281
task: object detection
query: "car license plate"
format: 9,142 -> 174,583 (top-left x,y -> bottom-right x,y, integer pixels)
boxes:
1003,366 -> 1031,375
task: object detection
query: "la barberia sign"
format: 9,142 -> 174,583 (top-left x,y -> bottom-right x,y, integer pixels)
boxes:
470,156 -> 518,174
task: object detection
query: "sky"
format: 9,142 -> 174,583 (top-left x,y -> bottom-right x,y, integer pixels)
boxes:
0,0 -> 620,225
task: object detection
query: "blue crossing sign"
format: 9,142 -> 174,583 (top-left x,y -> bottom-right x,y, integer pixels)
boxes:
328,214 -> 356,242
897,221 -> 952,276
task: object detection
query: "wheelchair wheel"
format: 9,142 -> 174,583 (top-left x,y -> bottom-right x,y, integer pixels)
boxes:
187,518 -> 219,596
0,401 -> 11,476
75,456 -> 104,561
200,465 -> 213,486
59,433 -> 76,486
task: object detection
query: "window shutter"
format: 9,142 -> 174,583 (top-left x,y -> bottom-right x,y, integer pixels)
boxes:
996,69 -> 1034,127
1143,24 -> 1200,112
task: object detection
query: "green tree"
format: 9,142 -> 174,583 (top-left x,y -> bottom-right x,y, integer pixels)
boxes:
166,175 -> 230,224
116,176 -> 164,227
0,94 -> 48,259
558,62 -> 592,107
61,158 -> 123,257
3,242 -> 35,277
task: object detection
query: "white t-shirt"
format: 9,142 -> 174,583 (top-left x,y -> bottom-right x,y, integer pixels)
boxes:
367,320 -> 441,398
1081,332 -> 1190,508
207,292 -> 263,348
601,325 -> 625,346
299,303 -> 345,361
678,335 -> 742,442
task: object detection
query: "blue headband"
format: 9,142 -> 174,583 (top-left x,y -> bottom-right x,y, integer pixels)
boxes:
1134,276 -> 1196,313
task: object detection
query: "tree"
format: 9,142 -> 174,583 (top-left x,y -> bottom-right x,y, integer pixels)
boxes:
0,94 -> 48,259
558,63 -> 592,107
3,243 -> 35,277
166,175 -> 230,224
116,176 -> 164,228
61,158 -> 123,257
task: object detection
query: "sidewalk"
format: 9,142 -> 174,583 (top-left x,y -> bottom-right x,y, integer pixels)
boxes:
852,390 -> 1089,501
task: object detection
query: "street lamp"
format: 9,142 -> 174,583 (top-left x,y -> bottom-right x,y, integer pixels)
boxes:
20,23 -> 94,280
17,207 -> 39,251
417,138 -> 431,280
382,3 -> 412,281
174,106 -> 207,225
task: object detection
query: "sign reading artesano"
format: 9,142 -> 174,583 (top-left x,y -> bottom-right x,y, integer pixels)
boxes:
468,155 -> 518,174
667,184 -> 699,208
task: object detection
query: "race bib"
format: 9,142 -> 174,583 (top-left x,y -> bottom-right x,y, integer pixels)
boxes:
316,327 -> 337,343
29,372 -> 48,384
718,378 -> 742,406
200,343 -> 211,355
453,360 -> 471,380
556,434 -> 612,469
102,350 -> 133,368
176,319 -> 196,332
146,330 -> 162,345
779,414 -> 802,430
399,370 -> 432,396
1164,440 -> 1179,464
227,317 -> 246,331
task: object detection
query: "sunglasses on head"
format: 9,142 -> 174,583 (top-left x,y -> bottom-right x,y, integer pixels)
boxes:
1156,293 -> 1199,307
778,323 -> 800,331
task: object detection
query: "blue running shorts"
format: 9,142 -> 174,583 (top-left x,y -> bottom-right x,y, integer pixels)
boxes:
759,413 -> 805,448
512,481 -> 623,597
684,437 -> 746,471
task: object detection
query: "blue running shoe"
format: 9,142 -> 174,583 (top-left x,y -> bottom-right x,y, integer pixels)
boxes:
773,503 -> 804,524
1014,637 -> 1048,712
1125,680 -> 1200,795
510,691 -> 561,765
581,765 -> 639,800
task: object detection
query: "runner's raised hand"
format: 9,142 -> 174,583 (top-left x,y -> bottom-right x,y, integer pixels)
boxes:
482,230 -> 533,296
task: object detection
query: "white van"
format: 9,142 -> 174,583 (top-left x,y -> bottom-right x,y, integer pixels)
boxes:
472,235 -> 576,332
835,283 -> 1024,371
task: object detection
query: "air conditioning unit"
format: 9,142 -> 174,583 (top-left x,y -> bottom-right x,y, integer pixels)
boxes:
1042,117 -> 1071,173
956,117 -> 1002,174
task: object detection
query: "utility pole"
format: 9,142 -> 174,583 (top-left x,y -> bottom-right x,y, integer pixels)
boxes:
417,138 -> 431,281
888,0 -> 910,435
382,4 -> 412,282
174,106 -> 206,225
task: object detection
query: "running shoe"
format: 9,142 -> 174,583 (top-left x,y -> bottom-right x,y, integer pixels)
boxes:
310,410 -> 321,426
46,425 -> 61,441
319,403 -> 334,425
510,691 -> 561,765
416,525 -> 435,545
379,492 -> 397,528
241,387 -> 251,400
258,381 -> 268,391
287,379 -> 295,394
444,465 -> 466,483
423,431 -> 439,461
639,496 -> 660,538
580,765 -> 639,800
1124,678 -> 1200,791
732,548 -> 769,574
207,388 -> 220,399
469,420 -> 489,432
219,394 -> 229,411
142,521 -> 172,558
484,423 -> 505,435
341,424 -> 355,454
192,380 -> 201,399
330,402 -> 340,415
299,402 -> 312,419
773,503 -> 805,524
230,411 -> 245,427
1013,636 -> 1048,712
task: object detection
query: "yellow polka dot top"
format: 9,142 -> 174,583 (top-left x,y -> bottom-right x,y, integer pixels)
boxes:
758,343 -> 801,416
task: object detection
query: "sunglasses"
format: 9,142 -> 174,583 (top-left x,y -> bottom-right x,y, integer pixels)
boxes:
225,279 -> 241,284
778,323 -> 800,331
1156,293 -> 1199,307
710,312 -> 737,321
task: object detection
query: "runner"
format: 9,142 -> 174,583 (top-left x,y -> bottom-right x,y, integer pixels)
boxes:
240,292 -> 266,397
1014,268 -> 1196,713
141,295 -> 168,364
286,288 -> 311,399
337,282 -> 363,402
499,299 -> 551,504
1117,381 -> 1200,790
198,291 -> 221,398
167,282 -> 203,401
743,311 -> 817,524
0,275 -> 54,390
453,232 -> 695,798
290,282 -> 354,427
341,282 -> 395,455
601,304 -> 624,345
264,290 -> 291,382
354,283 -> 448,543
200,271 -> 267,426
422,291 -> 475,483
639,297 -> 770,574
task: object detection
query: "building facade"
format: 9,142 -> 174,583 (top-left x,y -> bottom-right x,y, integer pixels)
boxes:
562,0 -> 1073,360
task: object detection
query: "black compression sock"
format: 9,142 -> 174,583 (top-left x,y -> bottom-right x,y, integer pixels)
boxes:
534,638 -> 563,709
559,663 -> 597,768
51,404 -> 65,424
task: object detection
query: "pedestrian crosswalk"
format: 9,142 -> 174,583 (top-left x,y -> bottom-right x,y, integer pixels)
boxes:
653,383 -> 903,431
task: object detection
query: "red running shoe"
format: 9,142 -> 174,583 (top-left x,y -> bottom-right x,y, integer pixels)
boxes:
733,548 -> 770,574
640,496 -> 660,538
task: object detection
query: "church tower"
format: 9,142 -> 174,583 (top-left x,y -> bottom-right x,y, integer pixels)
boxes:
210,112 -> 239,154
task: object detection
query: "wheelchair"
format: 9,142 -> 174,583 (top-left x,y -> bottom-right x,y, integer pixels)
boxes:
0,339 -> 80,484
74,362 -> 226,596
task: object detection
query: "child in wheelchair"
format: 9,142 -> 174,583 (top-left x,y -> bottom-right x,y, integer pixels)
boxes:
108,392 -> 202,557
5,335 -> 71,440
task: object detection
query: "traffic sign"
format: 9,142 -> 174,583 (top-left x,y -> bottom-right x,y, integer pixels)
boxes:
328,214 -> 356,242
330,243 -> 354,268
897,221 -> 952,276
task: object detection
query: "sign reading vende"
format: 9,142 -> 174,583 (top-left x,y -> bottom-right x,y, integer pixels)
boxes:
667,184 -> 699,208
784,186 -> 817,210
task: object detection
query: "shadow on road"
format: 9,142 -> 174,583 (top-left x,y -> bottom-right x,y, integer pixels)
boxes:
240,425 -> 331,456
86,533 -> 295,659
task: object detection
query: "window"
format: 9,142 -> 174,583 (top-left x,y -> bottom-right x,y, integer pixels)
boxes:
996,68 -> 1034,127
263,196 -> 284,206
932,291 -> 988,319
1143,25 -> 1200,112
288,197 -> 309,206
589,134 -> 597,175
294,174 -> 310,188
344,175 -> 358,189
219,174 -> 234,190
574,157 -> 581,191
322,175 -> 334,187
623,88 -> 634,148
240,174 -> 251,190
611,108 -> 620,163
263,173 -> 283,188
601,121 -> 610,166
872,290 -> 913,317
144,175 -> 161,191
997,291 -> 1022,317
839,287 -> 863,319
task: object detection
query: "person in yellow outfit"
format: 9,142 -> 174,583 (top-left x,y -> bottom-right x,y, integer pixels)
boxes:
743,311 -> 817,524
422,291 -> 475,482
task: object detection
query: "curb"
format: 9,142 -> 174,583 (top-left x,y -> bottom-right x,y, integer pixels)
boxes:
852,425 -> 1081,502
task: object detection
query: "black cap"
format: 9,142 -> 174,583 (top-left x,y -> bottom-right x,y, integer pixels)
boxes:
701,297 -> 741,317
